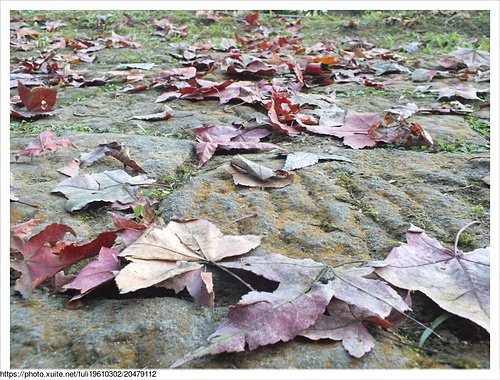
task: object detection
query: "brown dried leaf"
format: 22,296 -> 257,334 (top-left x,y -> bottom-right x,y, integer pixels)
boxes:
227,155 -> 295,188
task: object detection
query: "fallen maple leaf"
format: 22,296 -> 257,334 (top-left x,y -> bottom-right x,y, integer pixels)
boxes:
195,124 -> 279,167
282,151 -> 353,171
371,62 -> 411,75
411,68 -> 438,82
325,111 -> 383,149
448,48 -> 490,70
264,87 -> 305,136
42,20 -> 66,31
10,219 -> 116,298
369,114 -> 433,146
434,84 -> 483,100
384,103 -> 419,120
299,105 -> 346,135
173,253 -> 410,366
242,12 -> 260,27
159,67 -> 197,80
51,169 -> 155,212
227,155 -> 295,188
375,224 -> 490,332
311,56 -> 341,65
16,129 -> 77,161
114,219 -> 263,298
155,79 -> 237,104
63,247 -> 121,304
105,31 -> 141,48
222,55 -> 288,77
17,80 -> 57,112
172,254 -> 335,367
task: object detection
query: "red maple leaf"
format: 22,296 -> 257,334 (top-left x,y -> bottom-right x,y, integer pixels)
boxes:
17,80 -> 57,112
16,129 -> 77,160
10,219 -> 117,297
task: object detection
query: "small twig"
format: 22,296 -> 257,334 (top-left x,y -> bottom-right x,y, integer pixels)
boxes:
221,213 -> 258,230
454,221 -> 480,254
223,101 -> 251,111
209,260 -> 255,291
12,199 -> 39,208
331,260 -> 368,268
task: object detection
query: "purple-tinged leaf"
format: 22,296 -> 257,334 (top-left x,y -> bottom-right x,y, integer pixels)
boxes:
63,247 -> 121,302
375,225 -> 490,332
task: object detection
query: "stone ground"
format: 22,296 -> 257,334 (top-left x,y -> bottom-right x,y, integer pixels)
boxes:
9,10 -> 490,369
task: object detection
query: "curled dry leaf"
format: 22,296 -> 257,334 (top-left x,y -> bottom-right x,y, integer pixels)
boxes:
10,219 -> 116,298
375,224 -> 490,332
125,105 -> 174,121
16,129 -> 77,160
17,80 -> 57,112
114,219 -> 262,301
79,142 -> 146,173
51,169 -> 155,212
227,155 -> 295,188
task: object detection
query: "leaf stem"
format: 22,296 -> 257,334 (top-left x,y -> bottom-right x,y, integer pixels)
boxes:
221,213 -> 258,231
210,260 -> 255,292
12,199 -> 39,208
454,221 -> 480,254
331,260 -> 368,268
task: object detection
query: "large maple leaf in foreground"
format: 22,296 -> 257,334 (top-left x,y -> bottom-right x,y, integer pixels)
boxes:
10,219 -> 116,298
114,219 -> 263,305
375,224 -> 490,332
172,253 -> 410,367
